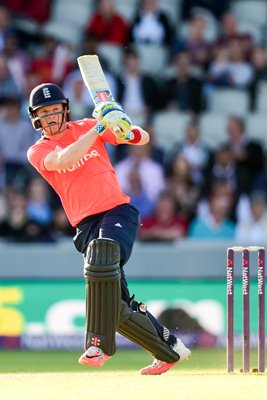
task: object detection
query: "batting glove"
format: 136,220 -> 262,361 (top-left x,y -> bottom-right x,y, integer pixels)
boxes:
93,101 -> 123,121
93,101 -> 132,136
112,114 -> 133,140
93,122 -> 106,135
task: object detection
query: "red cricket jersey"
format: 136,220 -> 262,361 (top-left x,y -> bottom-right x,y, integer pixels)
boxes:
27,119 -> 130,226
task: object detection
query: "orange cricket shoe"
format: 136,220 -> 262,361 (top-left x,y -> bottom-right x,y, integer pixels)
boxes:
79,346 -> 110,367
140,339 -> 191,375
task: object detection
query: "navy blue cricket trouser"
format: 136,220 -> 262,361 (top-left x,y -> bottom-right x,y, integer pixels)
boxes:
73,203 -> 176,347
73,203 -> 139,302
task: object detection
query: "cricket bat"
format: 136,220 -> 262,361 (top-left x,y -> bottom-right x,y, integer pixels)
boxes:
77,54 -> 132,139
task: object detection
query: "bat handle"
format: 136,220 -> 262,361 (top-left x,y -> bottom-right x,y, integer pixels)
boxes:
113,126 -> 134,141
113,126 -> 121,135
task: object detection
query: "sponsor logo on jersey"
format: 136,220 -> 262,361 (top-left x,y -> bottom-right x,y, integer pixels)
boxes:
57,149 -> 100,174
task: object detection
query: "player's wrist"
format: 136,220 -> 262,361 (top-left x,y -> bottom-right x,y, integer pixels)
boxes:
129,127 -> 142,144
93,122 -> 105,136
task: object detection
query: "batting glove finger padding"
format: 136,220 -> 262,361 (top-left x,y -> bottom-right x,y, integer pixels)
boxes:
93,101 -> 132,138
113,117 -> 133,140
93,101 -> 123,120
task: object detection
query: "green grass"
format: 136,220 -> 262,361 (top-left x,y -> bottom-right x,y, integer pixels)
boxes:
0,349 -> 266,400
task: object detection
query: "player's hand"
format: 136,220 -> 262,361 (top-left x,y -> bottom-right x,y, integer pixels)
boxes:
112,114 -> 133,139
93,101 -> 123,123
93,101 -> 132,134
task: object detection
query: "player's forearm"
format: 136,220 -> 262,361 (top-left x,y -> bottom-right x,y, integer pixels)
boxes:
59,130 -> 98,167
44,127 -> 99,170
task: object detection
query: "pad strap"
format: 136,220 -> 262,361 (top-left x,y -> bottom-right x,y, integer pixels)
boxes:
117,300 -> 179,363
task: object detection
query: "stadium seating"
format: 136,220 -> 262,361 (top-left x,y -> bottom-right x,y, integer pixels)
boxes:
134,44 -> 168,76
256,85 -> 267,113
238,20 -> 262,43
51,0 -> 93,30
199,113 -> 228,149
208,89 -> 250,117
42,21 -> 82,47
158,0 -> 181,25
231,0 -> 267,27
152,111 -> 191,149
98,43 -> 124,75
246,113 -> 267,148
112,0 -> 138,21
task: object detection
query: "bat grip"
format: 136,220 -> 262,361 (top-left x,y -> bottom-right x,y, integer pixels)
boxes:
113,126 -> 134,141
113,125 -> 122,135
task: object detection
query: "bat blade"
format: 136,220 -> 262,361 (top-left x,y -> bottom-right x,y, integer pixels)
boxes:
77,54 -> 132,139
77,55 -> 115,105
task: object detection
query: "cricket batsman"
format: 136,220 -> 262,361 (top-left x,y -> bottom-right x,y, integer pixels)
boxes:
27,82 -> 191,375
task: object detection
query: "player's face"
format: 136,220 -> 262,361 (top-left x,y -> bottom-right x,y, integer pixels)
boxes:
36,103 -> 65,136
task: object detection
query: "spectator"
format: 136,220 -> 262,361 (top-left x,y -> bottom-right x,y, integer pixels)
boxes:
252,152 -> 267,197
126,167 -> 154,220
0,148 -> 6,220
235,191 -> 267,244
117,48 -> 160,121
0,6 -> 11,51
162,51 -> 205,113
216,12 -> 253,59
178,119 -> 210,184
84,0 -> 129,46
26,177 -> 53,226
0,151 -> 4,191
139,190 -> 188,242
21,71 -> 42,119
166,119 -> 210,185
143,122 -> 165,166
172,13 -> 212,71
64,57 -> 119,118
63,69 -> 91,120
6,0 -> 51,24
0,190 -> 53,242
2,30 -> 30,93
189,190 -> 236,239
166,154 -> 200,221
209,38 -> 254,89
115,143 -> 165,203
114,121 -> 165,165
79,32 -> 99,57
181,0 -> 230,20
197,178 -> 236,223
204,144 -> 237,196
249,46 -> 267,110
130,0 -> 173,46
207,46 -> 229,87
217,13 -> 238,46
51,206 -> 75,240
0,54 -> 21,101
226,116 -> 264,195
0,96 -> 37,189
0,192 -> 6,221
31,34 -> 73,85
0,191 -> 31,242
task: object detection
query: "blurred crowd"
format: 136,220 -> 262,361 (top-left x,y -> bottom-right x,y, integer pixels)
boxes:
0,0 -> 267,244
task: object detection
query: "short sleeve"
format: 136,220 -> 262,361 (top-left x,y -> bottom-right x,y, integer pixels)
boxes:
27,142 -> 55,172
